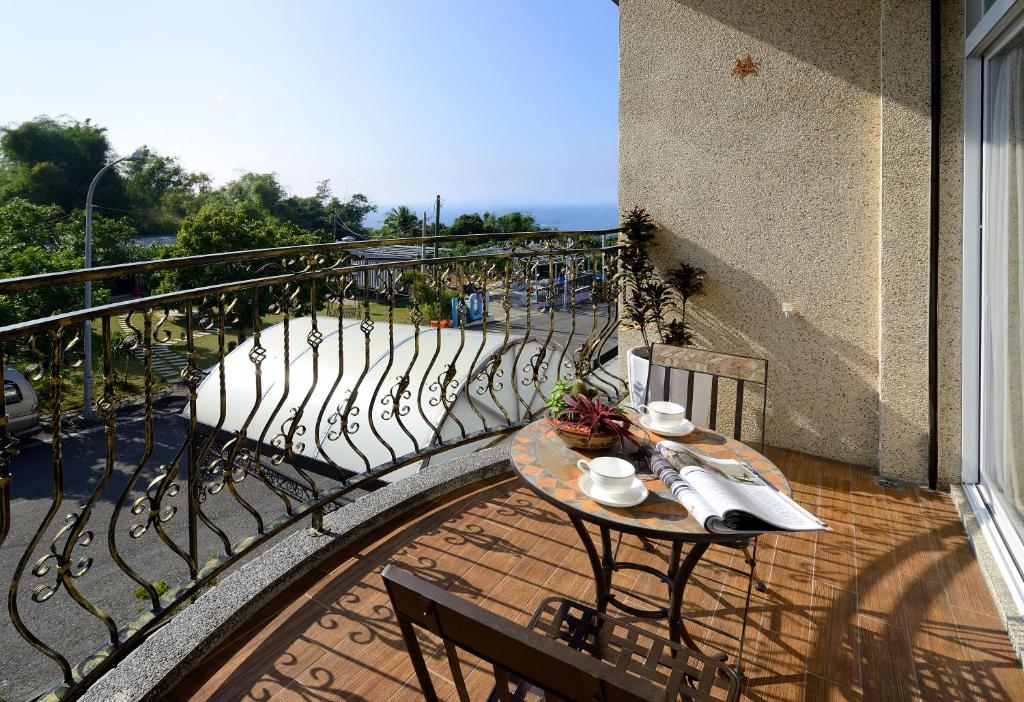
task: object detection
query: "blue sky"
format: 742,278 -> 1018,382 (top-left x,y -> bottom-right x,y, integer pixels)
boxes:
1,1 -> 619,209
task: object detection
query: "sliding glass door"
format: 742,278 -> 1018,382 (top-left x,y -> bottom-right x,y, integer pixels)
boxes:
980,35 -> 1024,554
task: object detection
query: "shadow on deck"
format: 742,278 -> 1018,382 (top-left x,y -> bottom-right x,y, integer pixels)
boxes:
168,449 -> 1024,701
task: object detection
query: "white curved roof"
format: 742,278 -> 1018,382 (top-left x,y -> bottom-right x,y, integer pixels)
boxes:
193,318 -> 551,481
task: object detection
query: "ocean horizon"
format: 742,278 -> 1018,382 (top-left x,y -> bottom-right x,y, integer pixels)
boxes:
366,202 -> 620,231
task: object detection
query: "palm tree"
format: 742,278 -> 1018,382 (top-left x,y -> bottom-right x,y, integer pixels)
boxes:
382,205 -> 420,237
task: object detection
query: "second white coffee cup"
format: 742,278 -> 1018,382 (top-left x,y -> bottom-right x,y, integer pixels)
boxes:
637,400 -> 687,427
577,456 -> 636,493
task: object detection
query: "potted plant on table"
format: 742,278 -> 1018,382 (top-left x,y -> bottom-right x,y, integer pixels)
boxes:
546,379 -> 640,453
619,207 -> 707,407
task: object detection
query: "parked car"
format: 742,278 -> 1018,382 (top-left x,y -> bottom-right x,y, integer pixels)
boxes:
4,368 -> 41,437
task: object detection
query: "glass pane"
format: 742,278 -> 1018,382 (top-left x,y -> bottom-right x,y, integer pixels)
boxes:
980,40 -> 1024,546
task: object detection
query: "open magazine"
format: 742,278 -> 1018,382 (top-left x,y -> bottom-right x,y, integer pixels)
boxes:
647,441 -> 827,535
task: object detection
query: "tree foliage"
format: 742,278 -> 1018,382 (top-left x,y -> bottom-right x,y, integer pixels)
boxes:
0,117 -> 124,212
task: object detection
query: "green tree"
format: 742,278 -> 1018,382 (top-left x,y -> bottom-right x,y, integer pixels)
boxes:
377,205 -> 421,238
158,203 -> 329,337
0,198 -> 144,325
324,191 -> 376,239
121,151 -> 212,235
448,213 -> 485,237
0,116 -> 126,211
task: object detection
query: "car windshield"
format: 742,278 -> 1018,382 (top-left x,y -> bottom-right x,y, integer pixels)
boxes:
4,380 -> 22,405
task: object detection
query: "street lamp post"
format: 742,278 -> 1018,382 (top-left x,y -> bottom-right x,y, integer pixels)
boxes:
82,149 -> 146,420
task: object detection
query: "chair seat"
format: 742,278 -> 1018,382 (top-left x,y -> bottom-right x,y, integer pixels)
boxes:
492,597 -> 739,702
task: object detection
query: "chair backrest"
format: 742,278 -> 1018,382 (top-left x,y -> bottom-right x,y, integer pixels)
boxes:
642,345 -> 768,451
383,564 -> 687,702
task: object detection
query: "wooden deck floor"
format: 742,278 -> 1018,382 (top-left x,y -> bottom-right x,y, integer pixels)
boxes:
168,449 -> 1024,701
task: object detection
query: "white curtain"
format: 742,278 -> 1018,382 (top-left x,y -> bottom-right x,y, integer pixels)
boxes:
982,41 -> 1024,533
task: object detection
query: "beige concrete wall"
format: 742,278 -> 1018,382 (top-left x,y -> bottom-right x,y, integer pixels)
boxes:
937,0 -> 965,486
619,0 -> 963,482
878,0 -> 932,481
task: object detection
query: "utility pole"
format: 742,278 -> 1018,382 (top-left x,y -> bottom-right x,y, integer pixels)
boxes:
421,213 -> 428,271
433,195 -> 441,259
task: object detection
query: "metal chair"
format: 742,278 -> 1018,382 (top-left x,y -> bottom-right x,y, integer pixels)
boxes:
640,344 -> 768,453
640,344 -> 770,676
382,565 -> 740,702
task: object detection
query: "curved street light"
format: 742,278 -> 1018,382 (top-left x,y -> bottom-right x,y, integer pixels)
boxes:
82,148 -> 147,420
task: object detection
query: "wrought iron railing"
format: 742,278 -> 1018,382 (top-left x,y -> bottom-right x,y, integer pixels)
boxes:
0,229 -> 624,701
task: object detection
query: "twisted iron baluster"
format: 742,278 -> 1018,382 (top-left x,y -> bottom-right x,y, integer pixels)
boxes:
428,266 -> 467,440
526,245 -> 558,394
458,262 -> 492,432
379,269 -> 419,453
254,281 -> 318,500
125,309 -> 200,575
334,275 -> 372,473
314,271 -> 363,481
416,265 -> 446,441
41,317 -> 121,645
204,294 -> 269,533
509,255 -> 538,414
366,268 -> 398,464
555,252 -> 582,382
478,259 -> 513,425
573,249 -> 603,388
243,290 -> 295,512
108,311 -> 162,610
183,298 -> 234,557
279,275 -> 321,468
9,328 -> 74,684
126,308 -> 197,563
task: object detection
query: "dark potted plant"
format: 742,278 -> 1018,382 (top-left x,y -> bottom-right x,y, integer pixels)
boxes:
619,207 -> 707,406
549,383 -> 640,453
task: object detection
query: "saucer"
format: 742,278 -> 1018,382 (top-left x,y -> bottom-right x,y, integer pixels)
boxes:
578,474 -> 649,508
638,414 -> 695,437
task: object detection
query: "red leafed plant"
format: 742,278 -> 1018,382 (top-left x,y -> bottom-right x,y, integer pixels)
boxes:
555,394 -> 641,452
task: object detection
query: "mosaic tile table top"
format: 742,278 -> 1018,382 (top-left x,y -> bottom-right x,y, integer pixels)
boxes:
510,417 -> 790,541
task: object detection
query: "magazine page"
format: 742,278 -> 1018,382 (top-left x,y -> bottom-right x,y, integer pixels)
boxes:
680,466 -> 825,532
645,448 -> 719,529
654,442 -> 825,533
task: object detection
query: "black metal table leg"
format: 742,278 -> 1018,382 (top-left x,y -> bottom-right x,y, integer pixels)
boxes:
599,525 -> 614,593
668,541 -> 682,577
669,542 -> 710,650
569,515 -> 609,613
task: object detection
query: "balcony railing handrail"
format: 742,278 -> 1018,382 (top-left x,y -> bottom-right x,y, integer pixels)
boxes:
0,227 -> 624,294
0,242 -> 624,340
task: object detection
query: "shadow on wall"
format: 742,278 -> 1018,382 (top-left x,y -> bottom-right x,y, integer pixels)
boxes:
664,235 -> 922,473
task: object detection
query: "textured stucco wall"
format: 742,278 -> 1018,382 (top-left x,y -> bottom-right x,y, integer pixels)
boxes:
878,0 -> 932,480
619,0 -> 961,481
620,0 -> 884,468
938,0 -> 965,486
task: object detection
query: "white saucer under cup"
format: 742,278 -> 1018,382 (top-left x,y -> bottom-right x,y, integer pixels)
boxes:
638,414 -> 694,437
578,473 -> 649,508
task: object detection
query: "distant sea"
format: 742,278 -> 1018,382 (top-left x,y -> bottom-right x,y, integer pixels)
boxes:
132,203 -> 621,247
366,203 -> 620,232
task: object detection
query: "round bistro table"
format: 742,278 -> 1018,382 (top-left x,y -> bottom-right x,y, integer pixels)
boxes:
510,417 -> 791,657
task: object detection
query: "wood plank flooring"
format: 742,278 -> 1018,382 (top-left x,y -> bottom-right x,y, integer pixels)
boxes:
167,449 -> 1024,701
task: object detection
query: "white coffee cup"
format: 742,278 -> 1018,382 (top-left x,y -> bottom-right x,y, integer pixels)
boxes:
637,400 -> 687,428
577,456 -> 636,493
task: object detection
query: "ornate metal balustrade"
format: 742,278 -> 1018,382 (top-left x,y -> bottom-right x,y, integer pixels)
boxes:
0,229 -> 624,701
